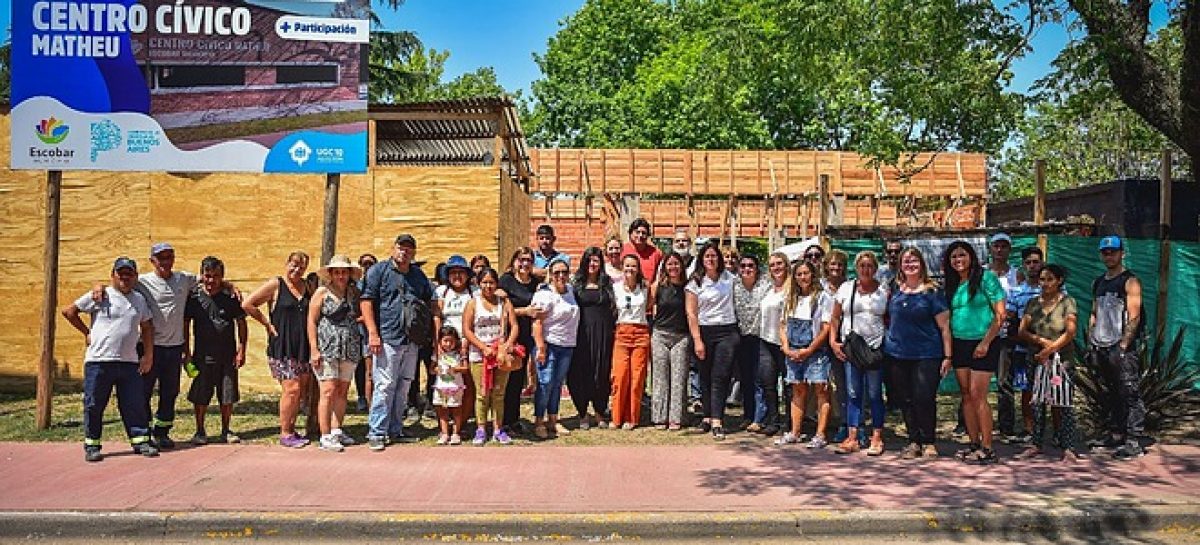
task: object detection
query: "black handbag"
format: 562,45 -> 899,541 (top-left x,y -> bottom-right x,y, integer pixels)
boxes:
844,281 -> 884,371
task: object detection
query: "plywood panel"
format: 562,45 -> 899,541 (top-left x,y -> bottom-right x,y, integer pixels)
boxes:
1,111 -> 522,392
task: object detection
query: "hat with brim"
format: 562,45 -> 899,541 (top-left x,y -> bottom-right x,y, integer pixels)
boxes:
318,254 -> 362,282
445,254 -> 471,274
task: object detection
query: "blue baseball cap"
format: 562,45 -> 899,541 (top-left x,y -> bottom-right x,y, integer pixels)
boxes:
112,257 -> 138,272
445,254 -> 470,272
1098,236 -> 1123,251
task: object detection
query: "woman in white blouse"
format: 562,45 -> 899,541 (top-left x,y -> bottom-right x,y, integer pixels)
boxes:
828,251 -> 889,455
684,240 -> 741,440
610,254 -> 651,429
754,252 -> 791,435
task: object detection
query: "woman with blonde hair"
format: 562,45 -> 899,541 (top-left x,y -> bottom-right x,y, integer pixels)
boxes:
775,260 -> 834,448
885,248 -> 953,459
829,251 -> 889,455
242,251 -> 314,448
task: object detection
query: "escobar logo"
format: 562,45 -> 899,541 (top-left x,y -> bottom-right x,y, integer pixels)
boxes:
30,116 -> 76,162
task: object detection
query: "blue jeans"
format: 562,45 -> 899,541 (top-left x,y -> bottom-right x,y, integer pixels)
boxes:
84,361 -> 151,448
142,344 -> 184,431
368,342 -> 418,439
844,361 -> 885,429
534,344 -> 573,418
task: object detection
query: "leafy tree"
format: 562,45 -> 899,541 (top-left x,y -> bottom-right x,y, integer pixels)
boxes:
1062,0 -> 1198,173
0,42 -> 10,103
993,24 -> 1184,200
528,0 -> 1029,177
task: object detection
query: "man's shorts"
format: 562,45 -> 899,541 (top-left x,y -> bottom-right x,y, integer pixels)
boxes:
187,359 -> 239,406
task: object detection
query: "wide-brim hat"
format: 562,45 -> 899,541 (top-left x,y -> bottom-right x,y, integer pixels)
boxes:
318,254 -> 362,281
445,254 -> 471,273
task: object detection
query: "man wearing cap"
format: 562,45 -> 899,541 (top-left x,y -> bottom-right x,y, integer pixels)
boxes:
1088,236 -> 1147,460
875,239 -> 903,290
532,224 -> 570,281
987,233 -> 1023,441
63,257 -> 158,462
360,234 -> 435,450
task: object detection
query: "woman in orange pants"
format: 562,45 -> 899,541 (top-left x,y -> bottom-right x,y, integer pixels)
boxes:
610,254 -> 652,429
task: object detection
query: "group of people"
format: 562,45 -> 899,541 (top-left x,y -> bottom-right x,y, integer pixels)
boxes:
67,221 -> 1149,464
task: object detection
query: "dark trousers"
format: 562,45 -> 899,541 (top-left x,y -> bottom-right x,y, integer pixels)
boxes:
503,337 -> 536,428
697,324 -> 741,421
735,334 -> 760,411
1092,344 -> 1146,439
85,361 -> 151,447
354,354 -> 368,404
408,346 -> 434,412
755,340 -> 790,427
888,357 -> 941,445
568,344 -> 611,419
141,344 -> 184,431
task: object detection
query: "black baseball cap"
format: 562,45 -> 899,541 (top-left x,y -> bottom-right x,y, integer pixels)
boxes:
394,234 -> 417,248
112,257 -> 138,272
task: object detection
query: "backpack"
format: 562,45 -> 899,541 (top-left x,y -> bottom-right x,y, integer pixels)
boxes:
396,270 -> 434,349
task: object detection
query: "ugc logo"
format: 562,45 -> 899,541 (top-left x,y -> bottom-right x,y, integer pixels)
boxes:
36,117 -> 70,145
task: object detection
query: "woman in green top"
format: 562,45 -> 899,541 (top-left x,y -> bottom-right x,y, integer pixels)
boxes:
942,241 -> 1006,464
1015,264 -> 1080,462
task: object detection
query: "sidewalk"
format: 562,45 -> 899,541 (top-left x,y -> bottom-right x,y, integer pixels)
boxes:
2,440 -> 1198,540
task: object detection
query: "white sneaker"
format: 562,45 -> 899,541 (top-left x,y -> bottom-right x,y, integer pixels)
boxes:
319,434 -> 344,452
806,435 -> 828,449
775,432 -> 800,445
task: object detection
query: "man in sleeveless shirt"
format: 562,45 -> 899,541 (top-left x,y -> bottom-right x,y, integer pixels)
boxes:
1088,236 -> 1147,460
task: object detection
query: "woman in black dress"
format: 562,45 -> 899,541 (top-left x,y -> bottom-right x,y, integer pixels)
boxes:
498,246 -> 541,434
568,246 -> 616,431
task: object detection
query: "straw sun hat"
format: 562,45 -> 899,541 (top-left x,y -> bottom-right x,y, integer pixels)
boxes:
318,254 -> 362,282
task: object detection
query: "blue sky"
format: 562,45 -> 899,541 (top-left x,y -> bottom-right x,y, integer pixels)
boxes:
2,0 -> 1169,97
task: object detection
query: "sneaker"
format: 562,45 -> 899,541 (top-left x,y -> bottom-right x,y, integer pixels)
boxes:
579,420 -> 591,431
900,443 -> 923,460
1113,442 -> 1146,461
153,430 -> 176,450
84,447 -> 103,463
922,444 -> 940,458
390,433 -> 417,444
472,428 -> 488,446
711,426 -> 725,440
555,422 -> 572,436
667,422 -> 682,431
436,434 -> 450,446
746,423 -> 764,434
280,433 -> 307,449
493,430 -> 512,445
367,437 -> 386,451
597,420 -> 610,429
806,435 -> 828,449
219,431 -> 241,444
190,432 -> 208,446
335,432 -> 355,446
319,435 -> 344,452
774,432 -> 800,445
621,423 -> 634,431
133,443 -> 159,457
449,434 -> 463,446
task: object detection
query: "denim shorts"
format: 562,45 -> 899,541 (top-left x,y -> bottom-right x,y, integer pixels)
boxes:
786,351 -> 831,384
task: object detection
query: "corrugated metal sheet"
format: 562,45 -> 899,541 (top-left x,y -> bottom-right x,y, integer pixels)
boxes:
370,98 -> 531,179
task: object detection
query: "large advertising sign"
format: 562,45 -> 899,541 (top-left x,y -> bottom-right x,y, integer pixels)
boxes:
11,0 -> 370,173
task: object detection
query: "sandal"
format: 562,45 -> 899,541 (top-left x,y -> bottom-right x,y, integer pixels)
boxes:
955,444 -> 980,461
834,437 -> 860,454
964,447 -> 998,465
1014,446 -> 1043,460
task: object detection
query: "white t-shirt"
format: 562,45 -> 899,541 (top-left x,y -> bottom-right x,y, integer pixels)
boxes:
437,285 -> 477,337
75,287 -> 153,363
531,285 -> 580,347
135,270 -> 198,347
834,281 -> 889,349
612,282 -> 649,325
758,286 -> 787,345
787,291 -> 833,324
685,271 -> 737,326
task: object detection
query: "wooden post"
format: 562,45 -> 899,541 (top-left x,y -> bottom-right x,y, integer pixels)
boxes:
1156,149 -> 1172,337
1034,159 -> 1047,257
321,174 -> 340,264
36,170 -> 63,430
817,174 -> 830,244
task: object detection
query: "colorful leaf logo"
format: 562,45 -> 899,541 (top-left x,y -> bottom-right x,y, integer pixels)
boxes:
36,117 -> 70,145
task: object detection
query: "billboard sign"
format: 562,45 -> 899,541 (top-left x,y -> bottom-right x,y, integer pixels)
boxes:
10,0 -> 370,173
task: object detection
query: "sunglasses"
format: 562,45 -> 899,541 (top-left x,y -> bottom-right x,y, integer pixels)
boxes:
551,270 -> 570,276
804,254 -> 823,260
739,262 -> 756,269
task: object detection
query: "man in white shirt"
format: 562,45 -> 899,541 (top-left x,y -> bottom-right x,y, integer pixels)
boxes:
63,257 -> 158,462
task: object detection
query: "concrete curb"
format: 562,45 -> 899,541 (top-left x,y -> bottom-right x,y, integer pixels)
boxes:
4,505 -> 1199,541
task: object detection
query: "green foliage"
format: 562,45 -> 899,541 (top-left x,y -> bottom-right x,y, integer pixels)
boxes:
993,24 -> 1186,200
0,42 -> 9,103
1074,325 -> 1200,436
528,0 -> 1027,175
